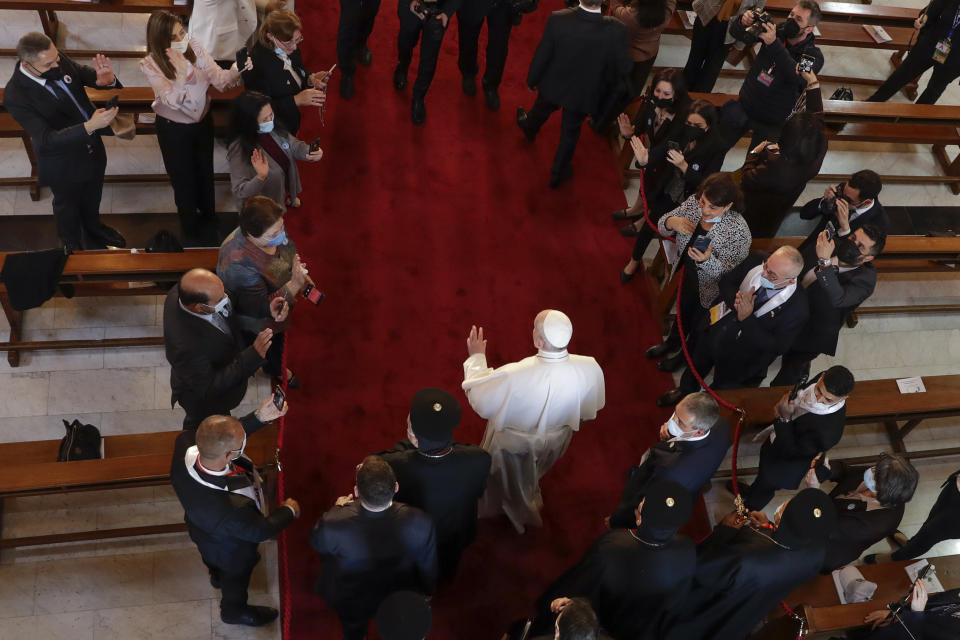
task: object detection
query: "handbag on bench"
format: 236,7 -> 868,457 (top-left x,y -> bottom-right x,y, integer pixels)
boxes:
57,419 -> 103,462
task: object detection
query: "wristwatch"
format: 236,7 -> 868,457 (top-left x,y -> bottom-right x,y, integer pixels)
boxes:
817,258 -> 832,269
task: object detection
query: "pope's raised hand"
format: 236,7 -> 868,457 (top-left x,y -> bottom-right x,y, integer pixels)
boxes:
467,325 -> 487,356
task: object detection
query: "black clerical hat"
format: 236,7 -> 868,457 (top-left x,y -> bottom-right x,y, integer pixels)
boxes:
410,388 -> 461,441
779,488 -> 838,543
641,481 -> 693,530
375,590 -> 432,640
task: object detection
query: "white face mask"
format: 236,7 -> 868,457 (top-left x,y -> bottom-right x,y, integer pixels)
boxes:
666,414 -> 686,438
796,384 -> 837,412
212,295 -> 231,318
230,433 -> 247,461
170,35 -> 190,54
863,467 -> 877,493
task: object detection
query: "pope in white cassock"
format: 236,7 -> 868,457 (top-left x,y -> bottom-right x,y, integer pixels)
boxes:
461,309 -> 605,533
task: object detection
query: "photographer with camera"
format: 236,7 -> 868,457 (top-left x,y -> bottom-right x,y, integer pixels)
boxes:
718,0 -> 823,156
855,580 -> 960,639
396,0 -> 462,125
682,0 -> 766,93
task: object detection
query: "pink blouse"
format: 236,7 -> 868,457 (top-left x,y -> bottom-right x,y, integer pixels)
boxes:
140,39 -> 242,124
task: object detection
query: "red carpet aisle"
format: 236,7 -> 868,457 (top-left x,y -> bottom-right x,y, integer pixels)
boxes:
280,1 -> 709,637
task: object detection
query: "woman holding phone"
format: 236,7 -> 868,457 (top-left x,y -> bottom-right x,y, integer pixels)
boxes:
646,173 -> 751,374
141,10 -> 250,241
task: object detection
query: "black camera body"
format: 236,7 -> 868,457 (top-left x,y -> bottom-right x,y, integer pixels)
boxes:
746,9 -> 775,35
822,182 -> 850,215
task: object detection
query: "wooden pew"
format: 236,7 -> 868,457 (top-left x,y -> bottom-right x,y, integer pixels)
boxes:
0,424 -> 277,548
0,86 -> 239,200
0,248 -> 219,367
0,0 -> 189,59
676,0 -> 921,29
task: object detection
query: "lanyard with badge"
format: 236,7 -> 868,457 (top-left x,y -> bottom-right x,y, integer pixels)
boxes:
933,6 -> 960,63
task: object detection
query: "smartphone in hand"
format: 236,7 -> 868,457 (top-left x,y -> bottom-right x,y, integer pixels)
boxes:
272,385 -> 286,410
692,235 -> 712,253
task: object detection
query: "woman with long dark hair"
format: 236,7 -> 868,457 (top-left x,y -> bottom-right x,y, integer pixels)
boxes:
615,68 -> 690,153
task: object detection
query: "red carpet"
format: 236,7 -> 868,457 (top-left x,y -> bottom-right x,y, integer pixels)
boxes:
279,2 -> 708,637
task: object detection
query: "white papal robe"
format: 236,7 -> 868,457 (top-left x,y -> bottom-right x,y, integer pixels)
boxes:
462,349 -> 605,533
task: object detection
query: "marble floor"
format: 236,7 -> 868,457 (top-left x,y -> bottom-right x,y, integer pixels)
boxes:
0,3 -> 959,638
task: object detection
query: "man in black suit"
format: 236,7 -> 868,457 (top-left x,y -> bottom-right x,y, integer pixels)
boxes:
170,405 -> 300,627
797,170 -> 888,271
659,246 -> 809,406
163,268 -> 284,430
517,0 -> 632,188
395,0 -> 463,125
609,392 -> 729,529
311,455 -> 438,640
377,388 -> 491,578
772,225 -> 884,386
740,365 -> 854,510
3,32 -> 124,251
457,0 -> 523,111
337,0 -> 381,99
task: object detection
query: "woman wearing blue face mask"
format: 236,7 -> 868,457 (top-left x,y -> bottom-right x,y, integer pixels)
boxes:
217,195 -> 314,385
227,90 -> 323,212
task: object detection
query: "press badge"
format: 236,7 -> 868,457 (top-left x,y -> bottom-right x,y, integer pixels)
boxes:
933,38 -> 951,63
757,69 -> 774,86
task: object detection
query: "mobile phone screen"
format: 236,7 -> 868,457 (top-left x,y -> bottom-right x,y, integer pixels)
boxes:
272,386 -> 285,409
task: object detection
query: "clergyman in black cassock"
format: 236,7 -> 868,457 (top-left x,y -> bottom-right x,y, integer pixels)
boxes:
377,387 -> 492,578
310,455 -> 438,640
531,481 -> 696,640
663,488 -> 838,640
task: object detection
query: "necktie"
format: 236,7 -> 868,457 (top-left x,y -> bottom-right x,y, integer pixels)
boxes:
754,285 -> 774,308
209,312 -> 230,335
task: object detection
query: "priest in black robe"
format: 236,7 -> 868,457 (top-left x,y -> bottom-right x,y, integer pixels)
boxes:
529,481 -> 696,640
663,488 -> 838,640
377,387 -> 492,578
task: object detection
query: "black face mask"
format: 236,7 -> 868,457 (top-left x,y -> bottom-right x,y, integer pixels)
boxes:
651,95 -> 674,109
27,60 -> 63,82
683,124 -> 706,143
777,17 -> 802,40
834,236 -> 864,265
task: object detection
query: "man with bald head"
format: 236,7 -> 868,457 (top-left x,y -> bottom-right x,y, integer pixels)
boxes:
170,399 -> 300,627
660,246 -> 809,405
462,309 -> 605,533
164,268 -> 288,429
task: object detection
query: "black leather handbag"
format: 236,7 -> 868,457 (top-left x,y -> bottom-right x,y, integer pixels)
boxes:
57,419 -> 103,462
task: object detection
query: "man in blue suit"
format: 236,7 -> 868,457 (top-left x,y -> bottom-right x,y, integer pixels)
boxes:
609,392 -> 730,528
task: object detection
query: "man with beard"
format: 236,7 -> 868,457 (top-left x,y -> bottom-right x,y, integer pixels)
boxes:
772,226 -> 884,386
531,482 -> 696,640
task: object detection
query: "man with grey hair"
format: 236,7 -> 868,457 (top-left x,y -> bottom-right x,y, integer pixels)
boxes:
660,245 -> 809,406
3,32 -> 124,250
609,392 -> 730,528
462,309 -> 605,533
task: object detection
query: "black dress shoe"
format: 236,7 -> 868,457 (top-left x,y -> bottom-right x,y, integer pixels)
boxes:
656,388 -> 685,407
620,268 -> 636,284
657,352 -> 686,372
100,224 -> 126,248
393,66 -> 407,91
412,98 -> 426,125
516,107 -> 536,142
339,73 -> 355,100
357,45 -> 373,66
611,209 -> 642,221
645,343 -> 672,359
619,223 -> 640,237
462,75 -> 477,96
549,166 -> 573,189
482,78 -> 500,110
221,606 -> 279,627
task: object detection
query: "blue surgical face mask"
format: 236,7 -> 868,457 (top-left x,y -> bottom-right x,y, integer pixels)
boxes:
666,414 -> 686,438
265,229 -> 288,247
703,214 -> 724,223
863,467 -> 877,493
212,295 -> 231,318
258,119 -> 275,134
274,46 -> 286,56
759,276 -> 778,290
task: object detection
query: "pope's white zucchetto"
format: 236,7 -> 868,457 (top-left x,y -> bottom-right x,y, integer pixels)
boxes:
542,310 -> 573,349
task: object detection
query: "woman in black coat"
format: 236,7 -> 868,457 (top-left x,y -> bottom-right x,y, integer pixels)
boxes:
612,67 -> 690,170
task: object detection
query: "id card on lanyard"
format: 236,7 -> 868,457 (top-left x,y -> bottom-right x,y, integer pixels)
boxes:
757,64 -> 775,87
933,7 -> 960,63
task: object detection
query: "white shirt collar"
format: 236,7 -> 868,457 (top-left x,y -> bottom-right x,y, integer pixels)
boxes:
579,2 -> 602,12
743,264 -> 798,317
667,431 -> 709,443
20,62 -> 47,87
537,349 -> 569,361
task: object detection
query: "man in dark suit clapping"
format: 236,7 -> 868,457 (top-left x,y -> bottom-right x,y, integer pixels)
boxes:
517,0 -> 632,188
3,32 -> 124,250
164,268 -> 286,430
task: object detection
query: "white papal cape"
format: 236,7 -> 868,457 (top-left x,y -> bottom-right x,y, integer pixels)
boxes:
462,349 -> 605,533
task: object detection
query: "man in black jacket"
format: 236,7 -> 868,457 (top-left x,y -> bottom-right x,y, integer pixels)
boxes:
517,0 -> 632,188
721,0 -> 824,153
3,32 -> 124,251
337,0 -> 381,99
170,403 -> 300,627
659,246 -> 809,406
377,388 -> 491,578
609,392 -> 729,529
773,225 -> 884,386
395,0 -> 462,125
311,455 -> 438,640
457,0 -> 523,111
741,366 -> 854,510
163,268 -> 284,430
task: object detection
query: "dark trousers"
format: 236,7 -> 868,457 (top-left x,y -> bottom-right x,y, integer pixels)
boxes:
457,3 -> 514,88
770,350 -> 817,387
523,94 -> 587,178
891,477 -> 960,560
868,38 -> 960,104
679,320 -> 762,394
743,440 -> 794,510
631,191 -> 677,261
50,172 -> 109,250
683,17 -> 731,93
594,58 -> 655,131
156,113 -> 216,227
397,5 -> 448,100
338,0 -> 382,76
204,554 -> 259,617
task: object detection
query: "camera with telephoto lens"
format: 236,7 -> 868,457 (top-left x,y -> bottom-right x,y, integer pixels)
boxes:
822,182 -> 850,215
416,0 -> 442,17
745,9 -> 775,35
